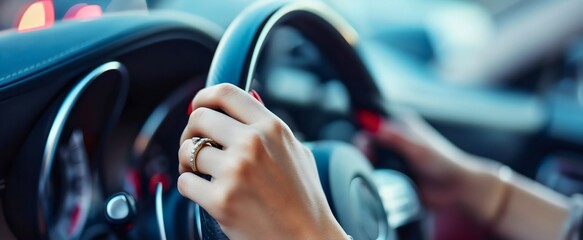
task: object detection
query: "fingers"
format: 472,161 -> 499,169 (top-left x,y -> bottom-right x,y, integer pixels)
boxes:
177,172 -> 218,212
374,109 -> 466,169
395,110 -> 444,145
190,83 -> 272,124
393,109 -> 463,158
375,122 -> 420,158
179,139 -> 228,176
372,110 -> 442,166
180,107 -> 248,146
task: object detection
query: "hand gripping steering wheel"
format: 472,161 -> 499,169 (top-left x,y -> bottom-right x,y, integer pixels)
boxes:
198,1 -> 395,239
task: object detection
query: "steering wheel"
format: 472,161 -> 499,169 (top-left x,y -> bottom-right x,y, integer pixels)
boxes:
197,1 -> 403,239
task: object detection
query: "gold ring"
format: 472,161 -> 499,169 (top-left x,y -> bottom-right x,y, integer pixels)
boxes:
190,137 -> 219,173
189,137 -> 201,172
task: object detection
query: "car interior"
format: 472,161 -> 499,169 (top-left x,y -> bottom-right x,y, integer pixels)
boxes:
1,0 -> 583,239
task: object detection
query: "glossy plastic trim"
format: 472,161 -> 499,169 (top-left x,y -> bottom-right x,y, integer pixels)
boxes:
39,61 -> 128,237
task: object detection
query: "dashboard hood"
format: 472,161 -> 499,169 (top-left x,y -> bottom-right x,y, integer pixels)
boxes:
0,10 -> 222,191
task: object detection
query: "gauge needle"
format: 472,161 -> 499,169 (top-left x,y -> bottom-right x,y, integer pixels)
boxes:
67,204 -> 81,236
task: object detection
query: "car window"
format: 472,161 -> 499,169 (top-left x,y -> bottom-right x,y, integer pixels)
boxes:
0,0 -> 147,32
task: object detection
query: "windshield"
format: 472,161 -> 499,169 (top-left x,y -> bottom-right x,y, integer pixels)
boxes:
0,0 -> 147,32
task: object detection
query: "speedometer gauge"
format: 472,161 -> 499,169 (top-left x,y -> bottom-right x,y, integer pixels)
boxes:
35,62 -> 128,239
3,62 -> 129,239
45,130 -> 92,239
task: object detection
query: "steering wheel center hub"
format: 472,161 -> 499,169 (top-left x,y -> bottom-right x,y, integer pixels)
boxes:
350,177 -> 385,239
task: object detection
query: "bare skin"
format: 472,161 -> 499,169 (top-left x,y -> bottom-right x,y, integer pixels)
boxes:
176,83 -> 570,240
371,110 -> 570,240
177,84 -> 347,240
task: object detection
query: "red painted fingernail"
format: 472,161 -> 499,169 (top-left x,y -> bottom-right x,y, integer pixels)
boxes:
187,102 -> 193,116
356,109 -> 384,134
250,89 -> 264,105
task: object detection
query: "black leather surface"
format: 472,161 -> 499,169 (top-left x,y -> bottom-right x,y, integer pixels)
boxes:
200,207 -> 229,240
0,10 -> 223,239
0,11 -> 221,89
200,2 -> 289,239
205,0 -> 288,90
201,1 -> 386,239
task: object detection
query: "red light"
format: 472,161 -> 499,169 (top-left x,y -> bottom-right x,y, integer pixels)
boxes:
64,4 -> 103,20
149,173 -> 170,195
356,109 -> 384,134
17,1 -> 55,32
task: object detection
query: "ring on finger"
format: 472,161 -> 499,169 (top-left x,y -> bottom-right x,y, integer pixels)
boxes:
189,137 -> 201,172
190,137 -> 220,173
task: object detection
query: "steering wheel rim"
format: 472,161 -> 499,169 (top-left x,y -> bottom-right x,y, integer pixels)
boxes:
201,1 -> 391,239
206,0 -> 386,114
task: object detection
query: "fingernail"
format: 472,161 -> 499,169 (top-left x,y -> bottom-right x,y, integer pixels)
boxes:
356,109 -> 384,134
187,102 -> 193,116
250,89 -> 264,105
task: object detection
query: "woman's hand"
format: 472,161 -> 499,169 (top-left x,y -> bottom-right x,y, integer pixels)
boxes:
371,111 -> 571,240
368,110 -> 506,223
176,84 -> 347,240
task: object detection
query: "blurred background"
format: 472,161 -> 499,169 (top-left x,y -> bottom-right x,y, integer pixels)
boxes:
4,0 -> 583,218
2,0 -> 583,239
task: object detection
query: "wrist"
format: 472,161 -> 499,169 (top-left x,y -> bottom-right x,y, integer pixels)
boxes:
318,218 -> 349,240
301,225 -> 347,240
459,157 -> 513,224
297,210 -> 347,240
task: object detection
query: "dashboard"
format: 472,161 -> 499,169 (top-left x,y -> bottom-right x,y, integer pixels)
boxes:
0,8 -> 397,238
0,8 -> 220,238
97,24 -> 378,238
13,0 -> 583,239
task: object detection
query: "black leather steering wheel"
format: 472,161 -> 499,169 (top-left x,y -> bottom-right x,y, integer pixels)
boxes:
200,1 -> 393,239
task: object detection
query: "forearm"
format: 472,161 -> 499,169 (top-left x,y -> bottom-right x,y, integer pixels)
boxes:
463,158 -> 570,240
495,172 -> 569,240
